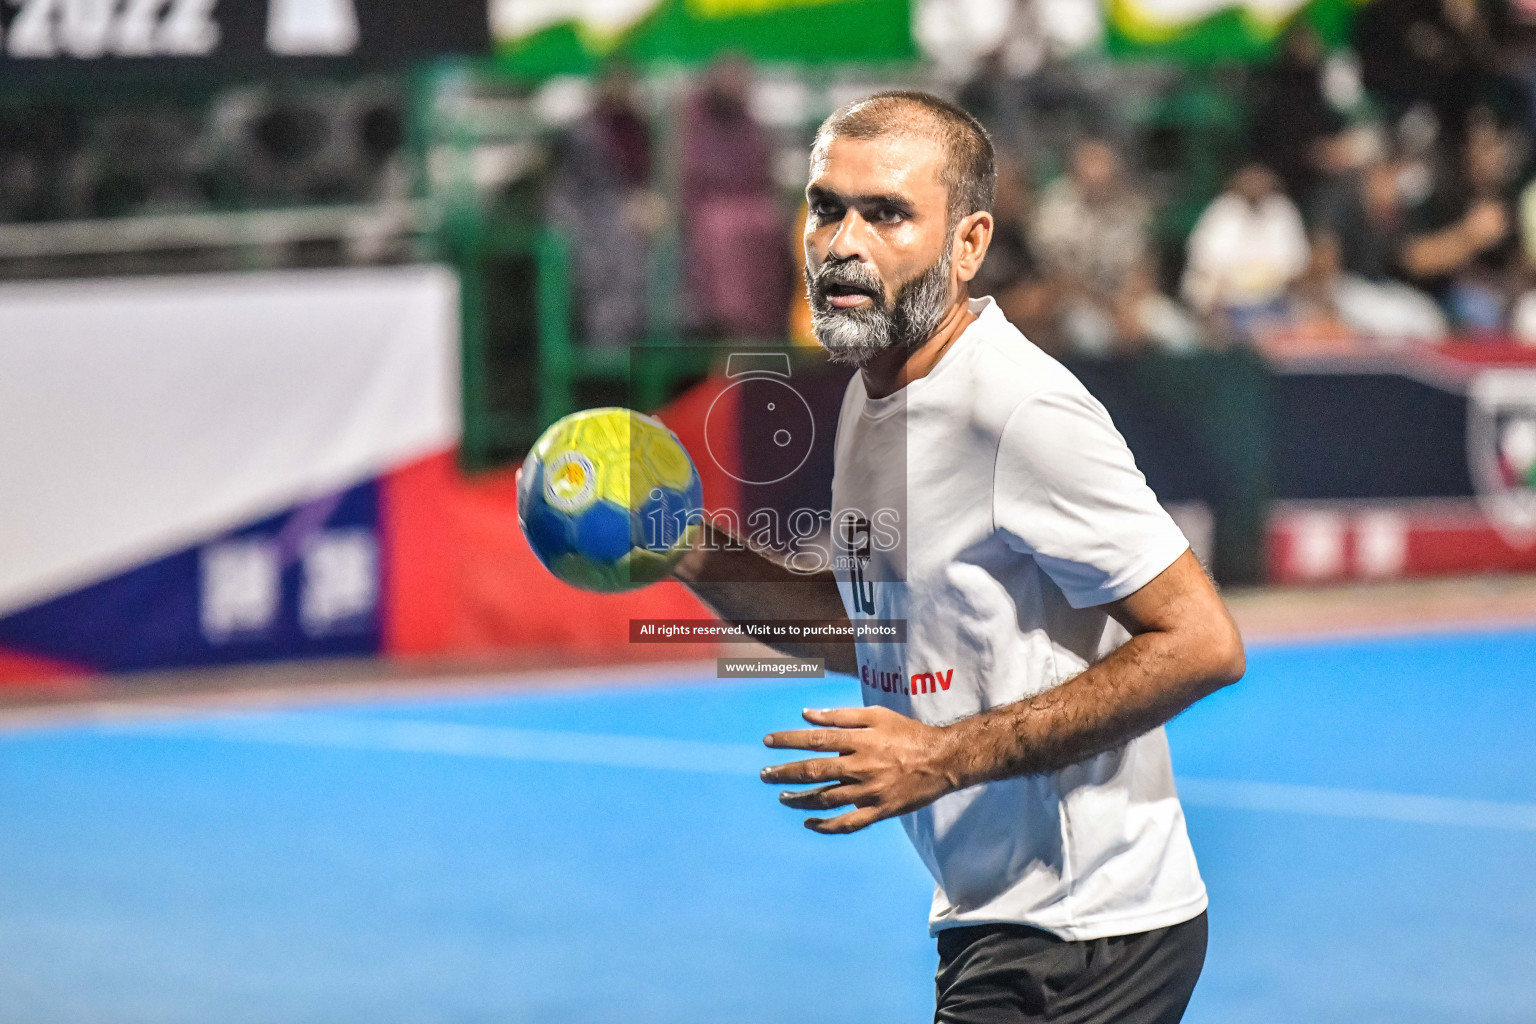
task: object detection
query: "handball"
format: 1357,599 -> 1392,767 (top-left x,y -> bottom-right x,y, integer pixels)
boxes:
517,407 -> 705,593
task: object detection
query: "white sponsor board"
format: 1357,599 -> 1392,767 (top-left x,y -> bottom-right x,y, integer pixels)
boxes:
0,265 -> 460,617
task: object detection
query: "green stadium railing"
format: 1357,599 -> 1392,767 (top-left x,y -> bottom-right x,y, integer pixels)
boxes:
451,219 -> 722,470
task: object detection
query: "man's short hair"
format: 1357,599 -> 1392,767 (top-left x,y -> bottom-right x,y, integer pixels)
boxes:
813,90 -> 996,223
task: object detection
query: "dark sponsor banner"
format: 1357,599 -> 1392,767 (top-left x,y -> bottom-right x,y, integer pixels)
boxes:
0,0 -> 488,72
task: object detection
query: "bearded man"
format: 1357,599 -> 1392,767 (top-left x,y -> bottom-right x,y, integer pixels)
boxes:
671,91 -> 1245,1024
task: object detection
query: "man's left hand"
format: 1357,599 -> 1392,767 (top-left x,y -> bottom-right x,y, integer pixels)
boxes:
761,706 -> 959,834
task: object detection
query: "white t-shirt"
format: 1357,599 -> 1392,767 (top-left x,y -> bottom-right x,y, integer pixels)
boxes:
1180,192 -> 1309,312
829,296 -> 1205,941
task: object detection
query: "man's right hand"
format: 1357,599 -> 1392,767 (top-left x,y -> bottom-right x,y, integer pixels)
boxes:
1461,200 -> 1509,252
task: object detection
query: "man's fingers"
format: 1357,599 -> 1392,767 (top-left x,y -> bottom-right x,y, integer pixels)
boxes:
760,756 -> 847,785
763,728 -> 858,753
762,708 -> 881,751
778,782 -> 870,811
805,806 -> 885,834
800,706 -> 878,728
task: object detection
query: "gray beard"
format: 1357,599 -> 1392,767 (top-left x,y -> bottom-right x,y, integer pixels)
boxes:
808,248 -> 953,368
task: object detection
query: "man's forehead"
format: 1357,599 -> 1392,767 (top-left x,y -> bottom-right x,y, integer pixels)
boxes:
808,133 -> 946,200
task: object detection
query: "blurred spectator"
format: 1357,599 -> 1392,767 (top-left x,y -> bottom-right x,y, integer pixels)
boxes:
0,103 -> 86,222
1313,159 -> 1414,282
91,107 -> 209,217
969,155 -> 1056,345
1182,163 -> 1311,333
1250,23 -> 1366,204
788,200 -> 819,348
1523,170 -> 1536,266
1505,0 -> 1536,135
1033,137 -> 1201,354
679,54 -> 790,339
1518,177 -> 1536,340
1305,230 -> 1451,341
545,66 -> 662,348
1033,137 -> 1149,297
1311,160 -> 1450,340
1353,0 -> 1519,149
1398,109 -> 1522,330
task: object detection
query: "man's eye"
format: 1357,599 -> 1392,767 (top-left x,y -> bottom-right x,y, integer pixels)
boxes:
873,207 -> 904,223
811,201 -> 841,220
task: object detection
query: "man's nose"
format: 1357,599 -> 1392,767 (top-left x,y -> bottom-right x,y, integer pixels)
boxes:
826,209 -> 873,262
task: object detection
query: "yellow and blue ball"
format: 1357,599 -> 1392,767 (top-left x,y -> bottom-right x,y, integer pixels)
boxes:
517,407 -> 704,593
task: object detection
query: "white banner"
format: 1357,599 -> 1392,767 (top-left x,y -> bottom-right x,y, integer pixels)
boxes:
0,265 -> 460,616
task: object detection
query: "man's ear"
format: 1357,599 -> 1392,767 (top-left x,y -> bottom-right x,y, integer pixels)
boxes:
952,211 -> 994,284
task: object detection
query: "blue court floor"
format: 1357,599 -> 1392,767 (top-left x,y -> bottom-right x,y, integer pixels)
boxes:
1,628 -> 1534,1024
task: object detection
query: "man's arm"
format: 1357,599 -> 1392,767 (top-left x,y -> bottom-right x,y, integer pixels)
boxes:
762,549 -> 1244,833
1402,199 -> 1509,279
671,521 -> 857,673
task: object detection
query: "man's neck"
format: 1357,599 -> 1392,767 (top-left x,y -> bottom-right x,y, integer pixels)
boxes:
861,298 -> 978,400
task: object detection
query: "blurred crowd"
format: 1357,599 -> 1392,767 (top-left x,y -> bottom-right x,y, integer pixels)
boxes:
7,0 -> 1536,354
547,0 -> 1536,355
544,55 -> 794,347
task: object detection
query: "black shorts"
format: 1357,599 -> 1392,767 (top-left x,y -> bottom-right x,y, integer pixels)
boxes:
933,912 -> 1208,1024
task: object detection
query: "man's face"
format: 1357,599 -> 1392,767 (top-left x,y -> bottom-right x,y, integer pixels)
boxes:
1466,121 -> 1512,192
1072,141 -> 1118,200
1232,165 -> 1277,205
804,133 -> 956,366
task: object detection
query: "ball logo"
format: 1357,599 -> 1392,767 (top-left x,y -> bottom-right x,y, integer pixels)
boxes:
544,450 -> 597,514
519,407 -> 704,594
